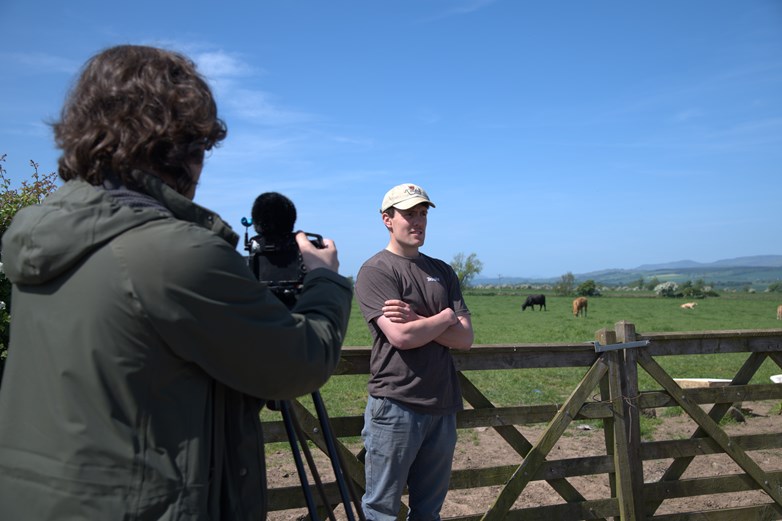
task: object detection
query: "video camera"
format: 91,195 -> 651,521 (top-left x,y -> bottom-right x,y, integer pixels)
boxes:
242,192 -> 323,309
241,194 -> 361,521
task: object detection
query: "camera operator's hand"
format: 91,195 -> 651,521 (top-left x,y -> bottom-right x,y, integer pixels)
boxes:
296,232 -> 340,273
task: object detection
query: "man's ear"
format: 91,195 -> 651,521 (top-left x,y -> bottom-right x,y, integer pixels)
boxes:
381,211 -> 393,230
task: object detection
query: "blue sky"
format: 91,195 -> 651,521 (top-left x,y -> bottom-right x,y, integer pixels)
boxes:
2,0 -> 781,281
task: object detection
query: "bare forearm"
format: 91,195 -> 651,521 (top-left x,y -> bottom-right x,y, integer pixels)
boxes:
435,315 -> 473,350
377,308 -> 457,350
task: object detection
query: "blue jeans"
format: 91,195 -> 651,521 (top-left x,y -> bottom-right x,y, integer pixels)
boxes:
361,395 -> 457,521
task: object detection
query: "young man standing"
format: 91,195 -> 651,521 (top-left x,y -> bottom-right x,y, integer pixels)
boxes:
355,183 -> 474,520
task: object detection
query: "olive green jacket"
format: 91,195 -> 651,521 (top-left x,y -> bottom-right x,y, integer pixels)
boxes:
0,174 -> 352,519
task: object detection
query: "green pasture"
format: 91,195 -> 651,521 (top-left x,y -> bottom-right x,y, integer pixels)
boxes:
297,291 -> 782,419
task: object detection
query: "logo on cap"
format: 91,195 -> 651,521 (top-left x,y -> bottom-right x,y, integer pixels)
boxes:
381,183 -> 436,213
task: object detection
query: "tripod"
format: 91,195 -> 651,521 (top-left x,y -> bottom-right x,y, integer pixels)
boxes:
240,211 -> 363,518
270,391 -> 365,521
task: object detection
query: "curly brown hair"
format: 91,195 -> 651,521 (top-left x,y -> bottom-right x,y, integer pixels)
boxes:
52,45 -> 227,195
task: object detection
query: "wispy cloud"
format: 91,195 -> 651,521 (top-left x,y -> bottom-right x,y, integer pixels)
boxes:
184,49 -> 317,127
702,116 -> 782,148
445,0 -> 498,16
2,52 -> 80,75
416,108 -> 442,125
415,0 -> 498,23
223,88 -> 316,126
0,121 -> 52,139
194,50 -> 259,79
672,108 -> 703,123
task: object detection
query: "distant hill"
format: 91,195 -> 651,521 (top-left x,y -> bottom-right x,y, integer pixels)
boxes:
474,255 -> 782,289
635,255 -> 782,271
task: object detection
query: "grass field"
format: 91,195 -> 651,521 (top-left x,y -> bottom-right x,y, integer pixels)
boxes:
345,290 -> 782,346
302,291 -> 782,418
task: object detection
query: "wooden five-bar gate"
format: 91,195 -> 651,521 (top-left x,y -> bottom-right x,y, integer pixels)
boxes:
262,322 -> 782,520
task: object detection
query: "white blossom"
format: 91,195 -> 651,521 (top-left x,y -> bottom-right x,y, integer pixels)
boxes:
654,281 -> 679,297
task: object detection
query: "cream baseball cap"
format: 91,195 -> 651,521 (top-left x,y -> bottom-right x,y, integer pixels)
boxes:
380,183 -> 436,213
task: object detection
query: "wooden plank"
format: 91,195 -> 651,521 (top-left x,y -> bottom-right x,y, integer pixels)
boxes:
639,330 -> 782,357
457,404 -> 561,427
637,349 -> 782,507
502,498 -> 620,521
457,373 -> 588,504
268,482 -> 345,511
334,331 -> 782,374
642,432 -> 782,460
453,344 -> 599,370
608,349 -> 639,521
263,414 -> 364,442
634,384 -> 782,411
459,401 -> 614,426
429,499 -> 620,521
262,386 -> 781,439
615,321 -> 645,520
673,378 -> 732,388
644,469 -> 782,501
458,373 -> 534,456
450,454 -> 617,490
600,373 -> 618,506
481,355 -> 610,520
644,351 -> 768,515
651,503 -> 782,521
333,346 -> 371,375
599,328 -> 628,521
594,328 -> 619,517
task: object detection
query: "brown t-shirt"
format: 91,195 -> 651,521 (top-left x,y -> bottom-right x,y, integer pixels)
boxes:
355,249 -> 470,414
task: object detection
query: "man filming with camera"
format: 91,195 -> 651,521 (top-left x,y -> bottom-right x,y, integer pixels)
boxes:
0,45 -> 352,520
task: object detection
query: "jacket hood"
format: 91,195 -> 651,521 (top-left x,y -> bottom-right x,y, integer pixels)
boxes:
1,180 -> 168,285
1,173 -> 238,286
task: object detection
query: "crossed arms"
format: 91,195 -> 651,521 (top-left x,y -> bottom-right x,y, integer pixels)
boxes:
375,299 -> 473,351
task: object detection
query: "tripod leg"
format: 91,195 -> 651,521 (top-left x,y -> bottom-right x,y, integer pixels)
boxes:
290,407 -> 338,521
279,400 -> 320,520
311,391 -> 365,521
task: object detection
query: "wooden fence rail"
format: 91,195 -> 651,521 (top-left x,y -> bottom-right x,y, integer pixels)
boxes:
263,323 -> 782,520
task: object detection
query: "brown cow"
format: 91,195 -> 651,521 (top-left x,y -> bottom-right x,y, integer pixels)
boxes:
572,297 -> 588,317
777,304 -> 782,321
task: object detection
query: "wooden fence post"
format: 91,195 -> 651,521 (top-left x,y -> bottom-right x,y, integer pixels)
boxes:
595,328 -> 619,515
615,321 -> 645,520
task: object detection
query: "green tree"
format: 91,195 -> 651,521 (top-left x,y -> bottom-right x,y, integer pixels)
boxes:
632,276 -> 645,290
1,155 -> 59,381
576,279 -> 600,297
645,276 -> 660,291
680,278 -> 719,299
450,252 -> 483,288
554,272 -> 576,296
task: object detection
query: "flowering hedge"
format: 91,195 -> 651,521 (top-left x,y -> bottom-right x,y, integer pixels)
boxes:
0,155 -> 59,382
654,281 -> 680,298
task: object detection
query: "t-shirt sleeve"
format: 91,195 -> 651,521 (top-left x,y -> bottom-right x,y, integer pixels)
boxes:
355,264 -> 401,324
446,264 -> 470,317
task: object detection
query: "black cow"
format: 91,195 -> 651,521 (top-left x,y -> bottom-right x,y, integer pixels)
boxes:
521,294 -> 546,311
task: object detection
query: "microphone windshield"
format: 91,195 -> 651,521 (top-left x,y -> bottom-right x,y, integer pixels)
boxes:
251,192 -> 297,240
